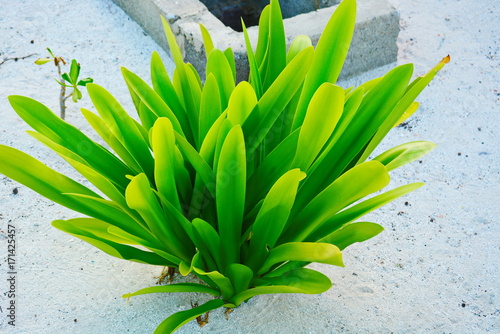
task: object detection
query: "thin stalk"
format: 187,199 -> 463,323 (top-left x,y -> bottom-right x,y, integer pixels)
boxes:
55,58 -> 67,120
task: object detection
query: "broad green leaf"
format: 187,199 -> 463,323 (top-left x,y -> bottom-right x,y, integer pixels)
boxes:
246,169 -> 305,272
271,222 -> 384,276
213,118 -> 233,173
77,78 -> 93,86
137,101 -> 157,131
231,268 -> 331,306
161,15 -> 185,68
186,62 -> 203,98
394,101 -> 419,128
126,173 -> 192,262
224,48 -> 236,82
199,111 -> 228,167
374,141 -> 437,171
55,218 -> 134,244
172,146 -> 193,204
278,82 -> 303,143
121,67 -> 185,137
86,83 -> 155,180
123,283 -> 220,299
0,146 -> 147,237
27,130 -> 143,223
296,64 -> 413,212
161,16 -> 200,143
34,57 -> 53,65
206,49 -> 235,110
227,263 -> 253,293
261,0 -> 287,91
63,192 -> 154,243
319,222 -> 384,250
199,73 -> 221,145
284,161 -> 390,243
357,58 -> 449,164
216,125 -> 246,268
245,128 -> 300,211
174,131 -> 216,197
72,87 -> 82,103
123,74 -> 143,114
153,299 -> 225,334
286,35 -> 312,64
191,218 -> 221,270
52,219 -> 170,266
242,46 -> 314,156
192,266 -> 235,300
69,59 -> 80,84
150,52 -> 191,140
292,83 -> 344,171
227,81 -> 257,125
199,23 -> 214,56
258,242 -> 343,275
80,108 -> 142,173
61,72 -> 72,84
319,85 -> 364,155
293,0 -> 356,129
254,5 -> 270,66
8,96 -> 132,191
308,182 -> 424,241
151,118 -> 181,211
242,20 -> 263,98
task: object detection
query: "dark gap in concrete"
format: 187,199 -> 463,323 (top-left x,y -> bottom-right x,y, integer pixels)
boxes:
199,0 -> 339,32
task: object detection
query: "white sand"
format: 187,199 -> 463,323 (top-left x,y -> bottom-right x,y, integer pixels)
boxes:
0,0 -> 498,333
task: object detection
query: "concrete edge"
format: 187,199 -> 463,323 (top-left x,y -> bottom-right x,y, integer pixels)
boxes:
111,0 -> 399,81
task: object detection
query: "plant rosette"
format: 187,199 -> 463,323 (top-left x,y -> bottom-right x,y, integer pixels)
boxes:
0,0 -> 448,332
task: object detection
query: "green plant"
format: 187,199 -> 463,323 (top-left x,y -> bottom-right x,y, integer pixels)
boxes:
0,0 -> 448,332
35,48 -> 93,119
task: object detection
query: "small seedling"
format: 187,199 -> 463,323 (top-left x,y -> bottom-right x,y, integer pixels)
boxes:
35,48 -> 93,119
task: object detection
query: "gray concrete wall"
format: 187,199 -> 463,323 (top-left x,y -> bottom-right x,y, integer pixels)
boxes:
111,0 -> 399,82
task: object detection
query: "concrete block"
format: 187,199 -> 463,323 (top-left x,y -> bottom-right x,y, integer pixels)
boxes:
111,0 -> 399,81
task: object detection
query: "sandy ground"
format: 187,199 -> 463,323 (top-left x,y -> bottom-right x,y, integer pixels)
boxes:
0,0 -> 498,333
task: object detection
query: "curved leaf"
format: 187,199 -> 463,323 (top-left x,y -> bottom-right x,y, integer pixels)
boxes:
199,23 -> 214,56
153,299 -> 225,334
231,268 -> 331,306
286,35 -> 312,64
126,173 -> 192,261
52,219 -> 172,266
151,118 -> 181,211
123,283 -> 220,298
242,46 -> 314,156
227,81 -> 257,125
258,242 -> 343,275
319,222 -> 384,250
246,169 -> 305,272
374,141 -> 437,171
206,49 -> 235,110
216,125 -> 246,268
293,0 -> 356,129
7,96 -> 132,190
227,263 -> 254,294
284,161 -> 390,243
308,182 -> 425,241
292,83 -> 344,171
199,73 -> 221,145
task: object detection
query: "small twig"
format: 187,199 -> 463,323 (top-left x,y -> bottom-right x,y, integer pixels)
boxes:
224,307 -> 233,320
55,57 -> 67,119
155,266 -> 176,284
191,302 -> 210,327
60,79 -> 67,120
0,53 -> 36,66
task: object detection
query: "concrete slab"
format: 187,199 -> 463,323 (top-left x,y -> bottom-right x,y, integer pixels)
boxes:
111,0 -> 399,81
